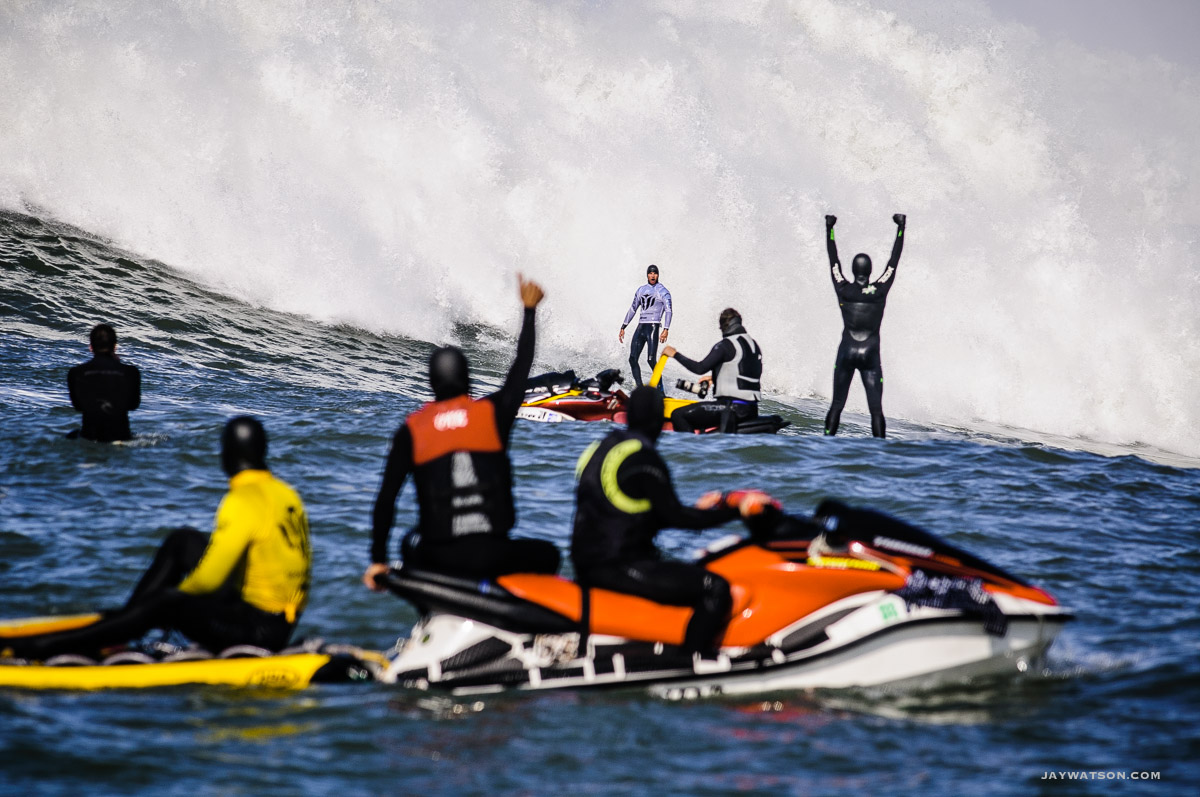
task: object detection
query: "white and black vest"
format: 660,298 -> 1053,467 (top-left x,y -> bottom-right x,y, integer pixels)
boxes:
713,333 -> 762,402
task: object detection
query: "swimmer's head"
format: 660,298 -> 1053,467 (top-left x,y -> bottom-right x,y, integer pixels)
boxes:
646,264 -> 659,285
221,416 -> 268,477
627,386 -> 664,442
429,346 -> 470,400
90,324 -> 117,355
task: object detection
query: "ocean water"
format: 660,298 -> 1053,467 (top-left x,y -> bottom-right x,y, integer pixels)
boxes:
2,1 -> 1199,795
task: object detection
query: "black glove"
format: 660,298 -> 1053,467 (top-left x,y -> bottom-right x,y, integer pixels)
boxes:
825,214 -> 837,229
893,213 -> 906,228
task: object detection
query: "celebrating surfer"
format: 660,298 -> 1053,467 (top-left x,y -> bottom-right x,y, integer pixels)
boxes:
822,213 -> 906,438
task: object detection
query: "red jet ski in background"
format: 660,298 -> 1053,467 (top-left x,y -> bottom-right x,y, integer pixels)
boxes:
518,362 -> 788,434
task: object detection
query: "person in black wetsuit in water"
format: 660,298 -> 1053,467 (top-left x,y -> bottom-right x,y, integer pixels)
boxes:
571,387 -> 748,655
823,214 -> 906,438
67,324 -> 141,442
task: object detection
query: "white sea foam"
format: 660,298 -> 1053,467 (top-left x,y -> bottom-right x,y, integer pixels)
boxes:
1,1 -> 1197,454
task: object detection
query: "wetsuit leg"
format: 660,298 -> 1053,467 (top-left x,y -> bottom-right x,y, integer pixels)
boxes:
171,595 -> 293,652
861,345 -> 885,438
628,325 -> 651,387
583,560 -> 732,654
669,401 -> 728,434
405,535 -> 560,579
126,527 -> 209,603
724,401 -> 757,432
824,339 -> 856,436
6,529 -> 291,659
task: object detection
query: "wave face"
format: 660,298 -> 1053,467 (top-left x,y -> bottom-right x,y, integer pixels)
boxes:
2,0 -> 1197,454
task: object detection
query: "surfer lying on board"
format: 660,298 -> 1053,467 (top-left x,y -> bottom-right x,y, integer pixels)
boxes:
661,308 -> 764,433
571,386 -> 767,655
363,274 -> 560,590
3,417 -> 311,661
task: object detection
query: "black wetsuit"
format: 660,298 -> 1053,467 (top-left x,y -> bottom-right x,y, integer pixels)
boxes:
371,309 -> 560,580
5,529 -> 291,660
67,353 -> 141,442
571,429 -> 738,652
824,224 -> 904,437
669,325 -> 762,434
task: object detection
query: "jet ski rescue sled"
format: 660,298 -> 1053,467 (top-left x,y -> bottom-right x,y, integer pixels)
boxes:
518,368 -> 695,425
375,498 -> 1070,697
518,360 -> 788,434
0,615 -> 385,690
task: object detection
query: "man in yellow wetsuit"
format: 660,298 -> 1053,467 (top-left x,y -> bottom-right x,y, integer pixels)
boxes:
3,417 -> 311,661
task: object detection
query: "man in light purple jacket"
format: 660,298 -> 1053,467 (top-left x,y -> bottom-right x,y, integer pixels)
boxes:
617,264 -> 673,388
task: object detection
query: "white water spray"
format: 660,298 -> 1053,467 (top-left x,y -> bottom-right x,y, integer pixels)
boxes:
2,0 -> 1197,454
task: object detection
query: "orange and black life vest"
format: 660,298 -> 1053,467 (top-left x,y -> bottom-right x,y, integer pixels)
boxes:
406,395 -> 515,542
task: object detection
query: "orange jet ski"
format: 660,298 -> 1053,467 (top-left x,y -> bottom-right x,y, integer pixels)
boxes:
374,496 -> 1070,697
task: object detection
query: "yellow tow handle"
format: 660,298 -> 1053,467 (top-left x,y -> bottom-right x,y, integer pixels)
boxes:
648,355 -> 669,388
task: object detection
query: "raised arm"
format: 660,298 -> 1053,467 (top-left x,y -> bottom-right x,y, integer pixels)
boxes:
491,276 -> 543,439
875,214 -> 906,288
825,215 -> 846,287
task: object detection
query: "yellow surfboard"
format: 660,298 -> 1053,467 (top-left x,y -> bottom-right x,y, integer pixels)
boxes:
0,613 -> 102,638
0,653 -> 334,690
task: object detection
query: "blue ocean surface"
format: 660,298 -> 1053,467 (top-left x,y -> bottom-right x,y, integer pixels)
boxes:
2,214 -> 1198,795
3,1 -> 1200,793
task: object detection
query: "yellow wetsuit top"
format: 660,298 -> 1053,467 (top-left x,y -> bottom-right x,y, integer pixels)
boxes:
178,470 -> 312,623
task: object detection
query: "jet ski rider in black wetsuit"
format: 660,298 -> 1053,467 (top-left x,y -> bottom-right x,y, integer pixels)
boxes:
823,214 -> 906,438
572,387 -> 764,655
661,308 -> 763,434
363,275 -> 561,591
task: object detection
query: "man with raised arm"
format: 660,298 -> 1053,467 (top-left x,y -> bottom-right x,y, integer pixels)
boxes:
364,275 -> 560,589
